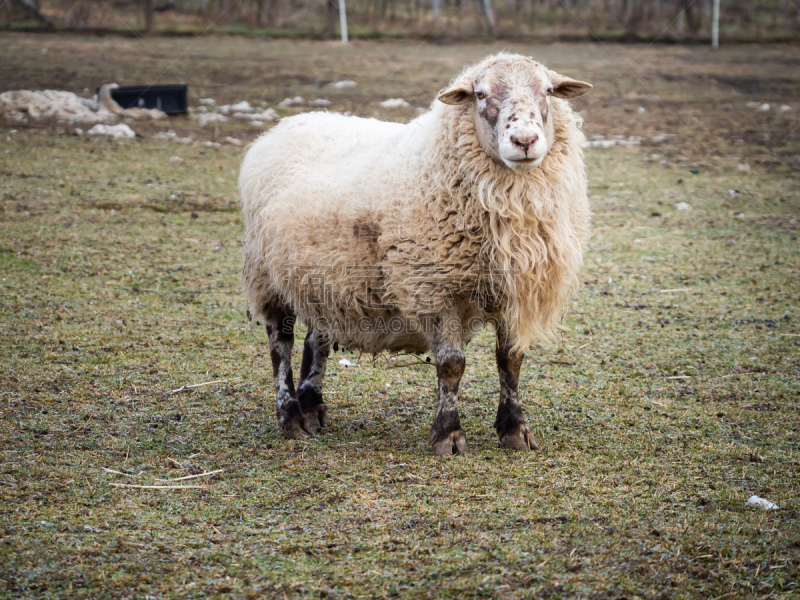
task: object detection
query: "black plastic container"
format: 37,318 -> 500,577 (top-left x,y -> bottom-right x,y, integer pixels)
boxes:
108,84 -> 188,115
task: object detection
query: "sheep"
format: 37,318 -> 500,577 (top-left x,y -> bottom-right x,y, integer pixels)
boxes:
239,53 -> 592,456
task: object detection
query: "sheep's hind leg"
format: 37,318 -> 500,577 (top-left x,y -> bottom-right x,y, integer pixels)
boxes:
428,327 -> 468,456
297,326 -> 330,430
265,304 -> 311,439
494,324 -> 537,451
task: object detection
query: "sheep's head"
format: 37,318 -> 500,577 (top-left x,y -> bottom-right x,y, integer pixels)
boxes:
438,54 -> 591,172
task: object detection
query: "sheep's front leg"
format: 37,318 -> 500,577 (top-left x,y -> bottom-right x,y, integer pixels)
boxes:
265,305 -> 311,439
297,326 -> 330,430
428,327 -> 468,456
495,324 -> 538,450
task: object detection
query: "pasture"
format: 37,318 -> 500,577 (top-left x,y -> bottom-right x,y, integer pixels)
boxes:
1,34 -> 799,598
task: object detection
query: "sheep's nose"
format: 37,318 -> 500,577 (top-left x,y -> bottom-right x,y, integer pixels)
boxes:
510,134 -> 539,154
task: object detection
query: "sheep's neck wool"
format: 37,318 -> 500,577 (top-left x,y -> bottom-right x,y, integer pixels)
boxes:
409,97 -> 589,352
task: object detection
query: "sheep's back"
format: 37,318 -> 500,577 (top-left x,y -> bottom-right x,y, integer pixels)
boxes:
239,111 -> 421,338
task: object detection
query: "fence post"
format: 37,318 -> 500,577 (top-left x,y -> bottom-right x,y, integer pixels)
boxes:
712,0 -> 720,49
339,0 -> 348,42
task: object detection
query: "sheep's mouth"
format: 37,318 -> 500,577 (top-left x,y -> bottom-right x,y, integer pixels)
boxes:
505,156 -> 544,168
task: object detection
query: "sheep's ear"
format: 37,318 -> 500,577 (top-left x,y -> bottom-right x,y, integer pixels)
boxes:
438,78 -> 474,105
549,71 -> 592,99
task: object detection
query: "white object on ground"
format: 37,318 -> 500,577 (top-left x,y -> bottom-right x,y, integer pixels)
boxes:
583,135 -> 643,149
279,96 -> 305,108
757,103 -> 770,112
379,98 -> 410,109
199,98 -> 216,106
224,136 -> 242,146
87,123 -> 135,138
675,202 -> 692,211
312,98 -> 332,107
233,108 -> 278,122
0,89 -> 114,124
153,130 -> 192,143
0,85 -> 164,123
327,80 -> 357,89
230,101 -> 253,112
585,139 -> 617,149
78,97 -> 98,111
338,358 -> 357,367
746,495 -> 778,510
195,112 -> 229,126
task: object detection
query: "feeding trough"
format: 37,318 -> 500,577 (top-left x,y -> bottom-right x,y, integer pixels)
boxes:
103,84 -> 188,115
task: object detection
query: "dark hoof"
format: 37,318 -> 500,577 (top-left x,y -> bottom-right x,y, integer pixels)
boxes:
303,403 -> 328,430
499,423 -> 537,450
431,429 -> 467,456
281,414 -> 313,440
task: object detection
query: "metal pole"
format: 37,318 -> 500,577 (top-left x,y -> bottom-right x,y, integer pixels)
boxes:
712,0 -> 720,49
479,0 -> 495,33
339,0 -> 349,43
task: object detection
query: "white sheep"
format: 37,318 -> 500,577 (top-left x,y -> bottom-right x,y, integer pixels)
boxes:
239,53 -> 592,455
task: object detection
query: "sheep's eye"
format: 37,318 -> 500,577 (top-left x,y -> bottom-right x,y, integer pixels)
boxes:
546,87 -> 554,95
475,91 -> 486,100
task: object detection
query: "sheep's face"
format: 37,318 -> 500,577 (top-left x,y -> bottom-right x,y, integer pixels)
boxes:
438,55 -> 591,172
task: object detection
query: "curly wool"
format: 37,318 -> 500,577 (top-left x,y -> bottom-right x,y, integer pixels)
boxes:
240,56 -> 589,354
437,90 -> 589,352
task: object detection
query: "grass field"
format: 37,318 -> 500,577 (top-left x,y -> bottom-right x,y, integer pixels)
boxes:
1,34 -> 799,599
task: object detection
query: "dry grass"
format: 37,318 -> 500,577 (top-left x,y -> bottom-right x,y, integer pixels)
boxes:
0,34 -> 799,599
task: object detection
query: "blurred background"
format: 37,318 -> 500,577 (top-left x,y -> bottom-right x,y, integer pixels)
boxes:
3,0 -> 799,42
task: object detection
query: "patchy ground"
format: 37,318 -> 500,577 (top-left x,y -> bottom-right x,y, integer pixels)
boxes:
0,34 -> 799,599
